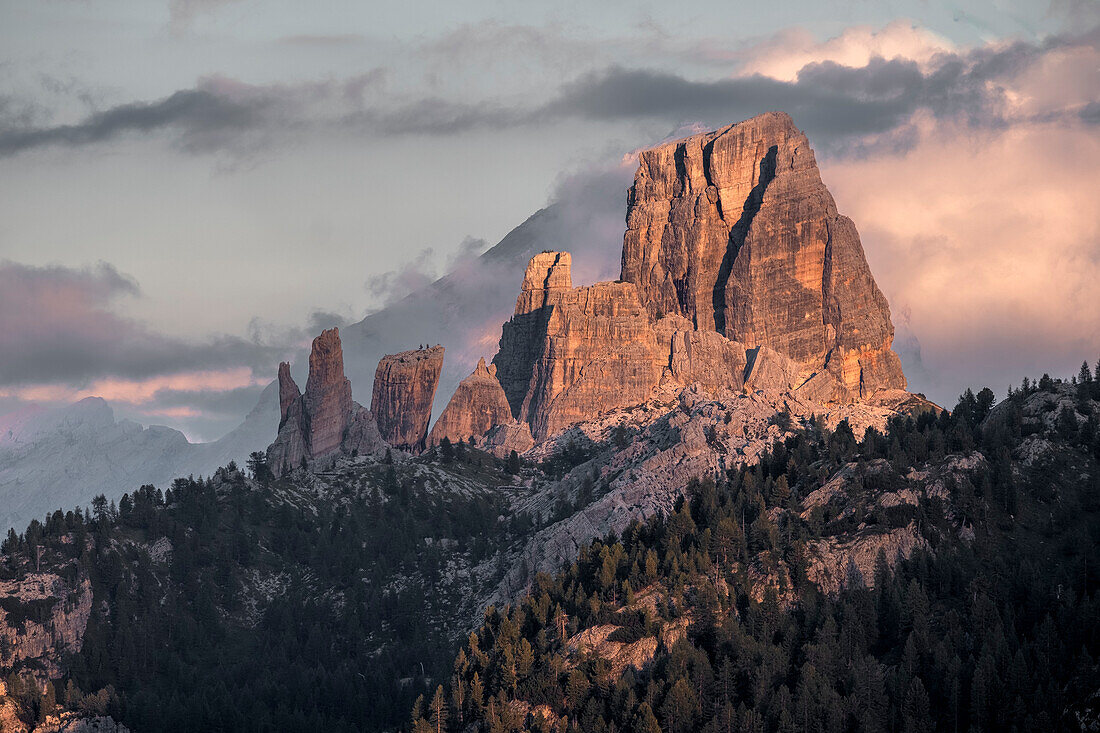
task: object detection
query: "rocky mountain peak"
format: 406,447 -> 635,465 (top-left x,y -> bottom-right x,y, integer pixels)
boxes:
621,111 -> 905,400
266,327 -> 384,474
371,346 -> 445,452
427,355 -> 513,448
301,328 -> 354,458
277,362 -> 300,426
473,356 -> 496,379
515,250 -> 573,316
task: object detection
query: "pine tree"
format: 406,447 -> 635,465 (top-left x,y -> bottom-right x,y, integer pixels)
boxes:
505,450 -> 521,475
660,679 -> 698,733
631,701 -> 662,733
430,685 -> 447,733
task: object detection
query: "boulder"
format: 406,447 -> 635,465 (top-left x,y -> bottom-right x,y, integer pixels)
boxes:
480,421 -> 535,459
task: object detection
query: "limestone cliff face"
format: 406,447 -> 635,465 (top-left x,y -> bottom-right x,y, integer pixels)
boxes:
428,358 -> 512,447
493,253 -> 663,442
0,571 -> 92,680
267,328 -> 384,474
303,329 -> 354,458
621,111 -> 905,399
654,314 -> 748,394
493,252 -> 575,416
483,114 -> 906,445
371,346 -> 444,452
277,362 -> 299,424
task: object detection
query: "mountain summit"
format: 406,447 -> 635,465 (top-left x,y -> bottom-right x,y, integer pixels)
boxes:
621,111 -> 905,400
487,113 -> 907,443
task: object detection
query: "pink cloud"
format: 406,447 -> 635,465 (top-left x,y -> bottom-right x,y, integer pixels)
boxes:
738,21 -> 956,82
823,112 -> 1100,400
0,367 -> 260,406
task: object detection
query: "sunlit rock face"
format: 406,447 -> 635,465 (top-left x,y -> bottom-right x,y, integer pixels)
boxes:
303,329 -> 355,458
427,358 -> 513,447
371,346 -> 444,452
621,111 -> 905,400
267,328 -> 385,475
493,253 -> 664,442
493,251 -> 576,417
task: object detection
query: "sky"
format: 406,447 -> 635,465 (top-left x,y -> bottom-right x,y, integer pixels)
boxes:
0,0 -> 1098,441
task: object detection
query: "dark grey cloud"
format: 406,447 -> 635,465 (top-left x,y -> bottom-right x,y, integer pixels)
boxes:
0,260 -> 283,386
541,42 -> 1047,146
1080,100 -> 1100,124
0,72 -> 384,159
0,88 -> 263,156
0,30 -> 1093,158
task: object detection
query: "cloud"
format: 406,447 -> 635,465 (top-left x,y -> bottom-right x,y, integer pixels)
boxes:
0,260 -> 283,388
0,72 -> 386,159
276,34 -> 366,47
168,0 -> 244,33
539,33 -> 1090,149
737,21 -> 957,82
824,112 -> 1100,404
0,368 -> 259,406
0,87 -> 262,157
363,237 -> 490,309
4,26 -> 1092,159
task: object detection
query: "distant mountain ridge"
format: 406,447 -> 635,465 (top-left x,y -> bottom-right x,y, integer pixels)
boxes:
0,383 -> 278,532
0,171 -> 626,530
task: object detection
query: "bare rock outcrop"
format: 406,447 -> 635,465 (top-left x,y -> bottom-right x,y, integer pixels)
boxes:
480,421 -> 535,458
743,346 -> 800,393
428,358 -> 512,447
277,362 -> 299,423
621,111 -> 905,399
493,252 -> 575,416
267,328 -> 385,475
493,253 -> 664,442
0,572 -> 92,680
371,346 -> 445,452
303,328 -> 354,457
655,314 -> 747,393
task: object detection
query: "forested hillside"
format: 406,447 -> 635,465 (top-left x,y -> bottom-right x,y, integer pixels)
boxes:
1,446 -> 532,731
428,369 -> 1100,733
2,366 -> 1099,732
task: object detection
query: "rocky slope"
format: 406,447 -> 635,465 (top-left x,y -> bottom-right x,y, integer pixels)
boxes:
2,373 -> 1096,732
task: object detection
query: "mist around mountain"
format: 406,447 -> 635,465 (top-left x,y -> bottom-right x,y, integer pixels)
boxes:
0,382 -> 279,533
339,164 -> 629,421
0,163 -> 626,535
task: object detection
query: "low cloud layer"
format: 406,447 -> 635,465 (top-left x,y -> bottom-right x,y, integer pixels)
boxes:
0,260 -> 297,439
3,28 -> 1095,160
0,260 -> 282,385
1,18 -> 1096,433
